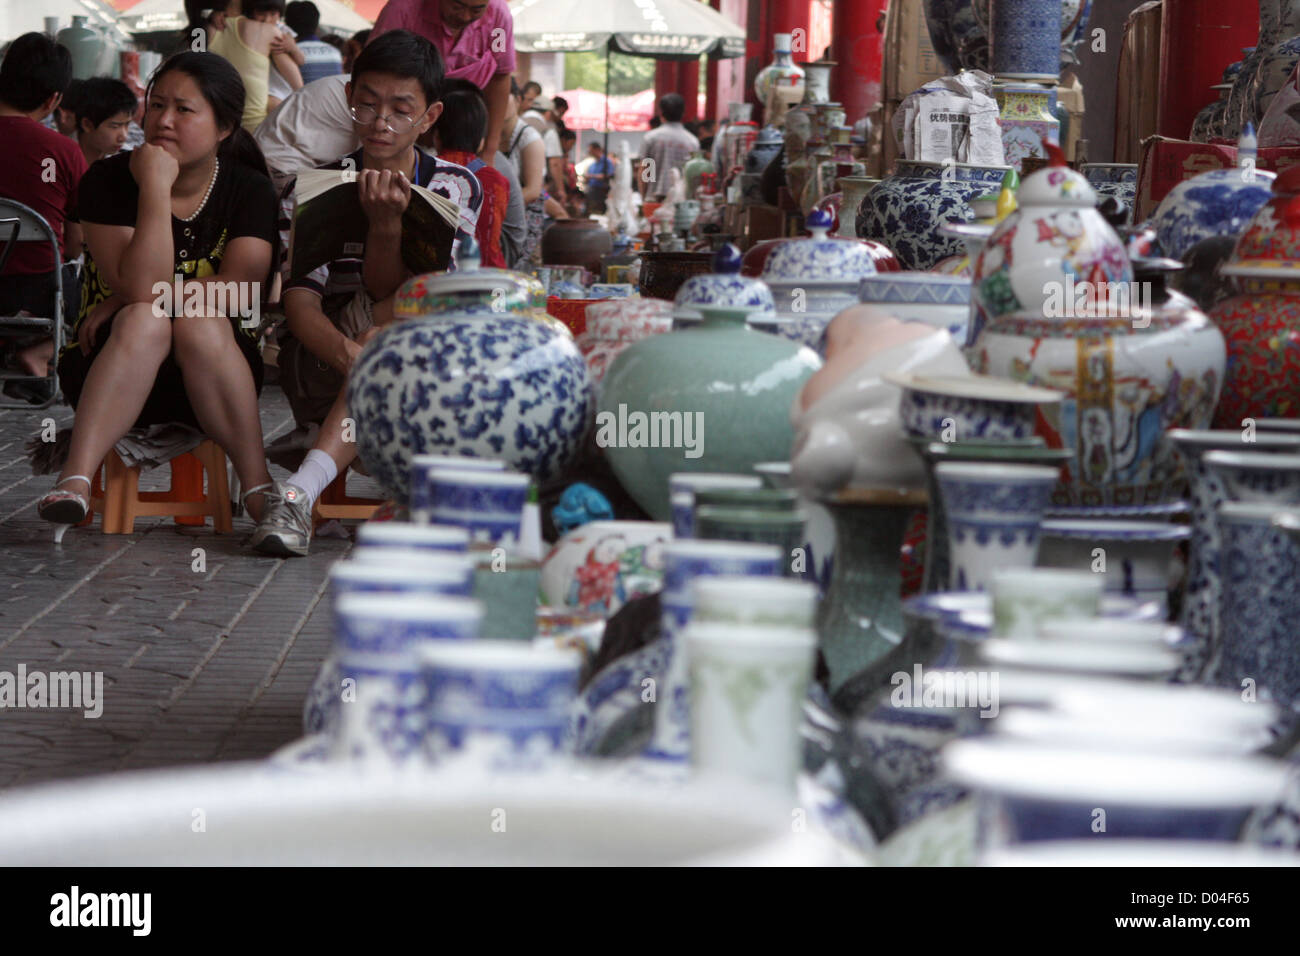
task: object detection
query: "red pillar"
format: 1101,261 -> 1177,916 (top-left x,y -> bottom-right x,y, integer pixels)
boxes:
706,0 -> 722,120
1158,0 -> 1258,139
681,57 -> 701,120
770,0 -> 811,63
831,0 -> 887,125
654,60 -> 676,119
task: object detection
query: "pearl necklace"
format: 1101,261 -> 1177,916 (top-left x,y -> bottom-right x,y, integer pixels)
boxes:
179,156 -> 220,223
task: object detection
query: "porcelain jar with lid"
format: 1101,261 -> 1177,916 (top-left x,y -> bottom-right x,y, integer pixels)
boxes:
1207,164 -> 1300,427
762,210 -> 879,348
348,263 -> 594,501
674,244 -> 776,326
598,248 -> 822,520
969,258 -> 1226,507
971,159 -> 1131,344
857,160 -> 1012,271
1148,150 -> 1276,261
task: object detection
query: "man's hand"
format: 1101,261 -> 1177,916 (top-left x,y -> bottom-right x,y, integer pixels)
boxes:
335,335 -> 364,375
357,168 -> 410,228
129,144 -> 179,192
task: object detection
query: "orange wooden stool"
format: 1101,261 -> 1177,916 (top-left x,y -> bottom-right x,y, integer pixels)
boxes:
311,470 -> 384,524
86,440 -> 233,534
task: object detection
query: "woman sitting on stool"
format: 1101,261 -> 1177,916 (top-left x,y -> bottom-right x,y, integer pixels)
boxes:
38,52 -> 279,527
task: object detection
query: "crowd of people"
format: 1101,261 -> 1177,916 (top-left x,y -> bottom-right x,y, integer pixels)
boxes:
0,0 -> 680,557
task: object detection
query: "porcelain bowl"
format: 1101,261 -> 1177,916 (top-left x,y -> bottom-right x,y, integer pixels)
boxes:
887,371 -> 1063,443
538,520 -> 672,616
858,272 -> 972,340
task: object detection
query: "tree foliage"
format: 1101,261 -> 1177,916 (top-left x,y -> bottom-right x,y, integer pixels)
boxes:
563,49 -> 657,96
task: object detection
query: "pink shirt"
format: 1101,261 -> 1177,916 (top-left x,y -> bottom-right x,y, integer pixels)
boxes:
371,0 -> 516,90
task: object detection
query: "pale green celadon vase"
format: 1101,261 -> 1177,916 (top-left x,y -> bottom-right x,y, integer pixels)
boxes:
598,306 -> 821,520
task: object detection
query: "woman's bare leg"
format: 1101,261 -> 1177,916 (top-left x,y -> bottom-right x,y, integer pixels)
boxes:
172,313 -> 272,521
59,303 -> 173,486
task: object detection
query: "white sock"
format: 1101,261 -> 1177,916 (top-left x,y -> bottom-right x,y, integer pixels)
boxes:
287,449 -> 339,506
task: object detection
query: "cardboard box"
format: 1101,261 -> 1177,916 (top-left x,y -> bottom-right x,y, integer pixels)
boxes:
882,0 -> 949,171
1135,136 -> 1300,221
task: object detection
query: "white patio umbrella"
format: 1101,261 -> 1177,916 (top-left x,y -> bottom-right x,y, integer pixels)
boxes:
509,0 -> 745,59
508,0 -> 745,151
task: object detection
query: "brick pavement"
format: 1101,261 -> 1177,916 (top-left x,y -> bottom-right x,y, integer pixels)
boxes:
0,387 -> 358,789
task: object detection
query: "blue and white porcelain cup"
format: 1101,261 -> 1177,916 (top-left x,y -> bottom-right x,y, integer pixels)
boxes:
990,568 -> 1103,639
419,640 -> 582,768
648,540 -> 783,761
334,592 -> 483,655
425,469 -> 531,547
329,556 -> 475,599
936,462 -> 1061,591
945,737 -> 1289,846
333,648 -> 429,765
409,455 -> 507,521
355,521 -> 470,553
667,472 -> 762,538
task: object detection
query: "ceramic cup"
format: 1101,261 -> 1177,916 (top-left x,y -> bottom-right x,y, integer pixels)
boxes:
1036,519 -> 1190,616
649,540 -> 784,761
470,550 -> 543,642
334,592 -> 484,655
945,738 -> 1289,845
686,621 -> 817,792
333,648 -> 429,764
424,469 -> 531,546
691,575 -> 818,629
354,522 -> 470,553
668,472 -> 763,538
935,462 -> 1061,591
693,506 -> 806,574
990,568 -> 1104,639
419,640 -> 582,768
329,556 -> 475,599
409,455 -> 507,519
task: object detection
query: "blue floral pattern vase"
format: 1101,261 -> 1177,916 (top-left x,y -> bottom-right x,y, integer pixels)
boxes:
1149,166 -> 1277,261
857,161 -> 1011,271
347,271 -> 594,503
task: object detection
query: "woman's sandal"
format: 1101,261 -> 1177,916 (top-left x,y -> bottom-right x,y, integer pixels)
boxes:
38,475 -> 92,526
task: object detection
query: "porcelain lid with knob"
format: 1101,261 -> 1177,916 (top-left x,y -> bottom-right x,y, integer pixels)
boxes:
1223,163 -> 1300,278
674,244 -> 776,319
761,208 -> 878,285
394,240 -> 547,318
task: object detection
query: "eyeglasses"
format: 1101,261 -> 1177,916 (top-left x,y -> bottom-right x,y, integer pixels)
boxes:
350,105 -> 418,134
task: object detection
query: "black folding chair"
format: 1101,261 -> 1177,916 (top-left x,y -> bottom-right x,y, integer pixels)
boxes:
0,198 -> 65,410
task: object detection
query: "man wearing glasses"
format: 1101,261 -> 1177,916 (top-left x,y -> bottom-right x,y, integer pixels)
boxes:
253,30 -> 483,557
369,0 -> 514,166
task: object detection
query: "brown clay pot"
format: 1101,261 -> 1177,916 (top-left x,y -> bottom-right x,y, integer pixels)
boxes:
541,219 -> 614,276
636,251 -> 714,300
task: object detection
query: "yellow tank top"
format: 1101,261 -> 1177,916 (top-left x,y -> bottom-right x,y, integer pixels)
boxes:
209,17 -> 269,131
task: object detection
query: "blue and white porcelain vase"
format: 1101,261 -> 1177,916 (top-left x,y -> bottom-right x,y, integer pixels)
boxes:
1148,154 -> 1276,261
1081,163 -> 1138,223
857,272 -> 973,341
1167,430 -> 1300,683
989,0 -> 1064,80
347,266 -> 594,503
857,160 -> 1012,271
924,0 -> 1091,77
1213,503 -> 1300,728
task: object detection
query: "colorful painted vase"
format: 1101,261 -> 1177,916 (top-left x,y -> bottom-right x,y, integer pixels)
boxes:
995,83 -> 1059,173
1209,165 -> 1300,427
574,298 -> 674,390
538,520 -> 671,616
753,33 -> 806,119
857,160 -> 1012,271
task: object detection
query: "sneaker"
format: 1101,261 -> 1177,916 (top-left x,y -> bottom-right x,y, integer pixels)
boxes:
249,481 -> 313,557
